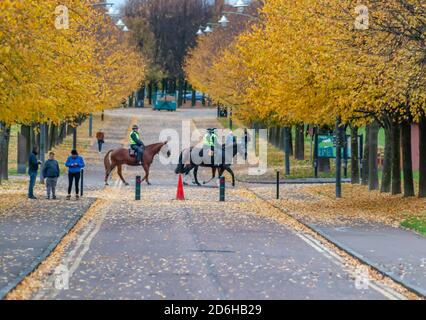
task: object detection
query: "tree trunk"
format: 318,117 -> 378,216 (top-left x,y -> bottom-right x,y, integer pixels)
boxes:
361,125 -> 370,185
391,121 -> 402,195
295,124 -> 305,160
350,125 -> 360,184
401,122 -> 415,197
148,81 -> 153,105
381,123 -> 392,193
191,89 -> 196,107
18,125 -> 31,174
289,128 -> 294,156
183,81 -> 188,104
419,115 -> 426,198
177,78 -> 184,107
368,121 -> 379,190
0,122 -> 11,182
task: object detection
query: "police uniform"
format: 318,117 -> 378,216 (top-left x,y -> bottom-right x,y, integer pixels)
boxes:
129,127 -> 145,164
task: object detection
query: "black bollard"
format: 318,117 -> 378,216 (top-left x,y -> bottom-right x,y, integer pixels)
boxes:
80,169 -> 84,197
135,175 -> 141,201
219,176 -> 225,202
276,170 -> 280,199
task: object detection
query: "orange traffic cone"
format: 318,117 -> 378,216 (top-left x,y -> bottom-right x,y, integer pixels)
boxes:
176,174 -> 185,200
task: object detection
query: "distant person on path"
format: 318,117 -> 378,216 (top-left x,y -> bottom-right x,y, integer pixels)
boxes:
42,152 -> 60,200
65,150 -> 85,200
225,130 -> 234,146
96,129 -> 105,153
28,146 -> 42,200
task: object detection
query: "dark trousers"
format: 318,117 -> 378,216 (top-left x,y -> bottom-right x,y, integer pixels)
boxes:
68,172 -> 81,195
28,171 -> 37,198
97,140 -> 104,152
131,144 -> 145,164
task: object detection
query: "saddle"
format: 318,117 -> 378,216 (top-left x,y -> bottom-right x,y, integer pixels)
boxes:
129,149 -> 137,157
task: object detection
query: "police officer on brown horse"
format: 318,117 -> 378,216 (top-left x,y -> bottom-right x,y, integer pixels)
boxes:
129,124 -> 145,165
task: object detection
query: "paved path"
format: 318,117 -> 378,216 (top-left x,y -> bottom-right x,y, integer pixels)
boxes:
29,108 -> 405,300
309,222 -> 426,296
0,111 -> 132,298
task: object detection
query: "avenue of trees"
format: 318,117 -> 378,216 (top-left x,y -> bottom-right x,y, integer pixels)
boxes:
185,0 -> 426,197
0,0 -> 145,183
123,0 -> 222,106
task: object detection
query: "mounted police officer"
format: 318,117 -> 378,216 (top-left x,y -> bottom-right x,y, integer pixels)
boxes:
129,124 -> 145,165
203,128 -> 218,164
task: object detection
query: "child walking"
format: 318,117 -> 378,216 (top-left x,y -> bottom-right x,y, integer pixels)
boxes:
65,150 -> 85,200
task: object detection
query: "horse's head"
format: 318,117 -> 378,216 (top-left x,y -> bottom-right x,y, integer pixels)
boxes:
161,141 -> 171,158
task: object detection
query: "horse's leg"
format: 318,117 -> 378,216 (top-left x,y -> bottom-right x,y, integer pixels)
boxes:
226,166 -> 236,187
142,163 -> 151,185
105,163 -> 117,186
193,166 -> 202,186
117,164 -> 129,186
202,167 -> 217,185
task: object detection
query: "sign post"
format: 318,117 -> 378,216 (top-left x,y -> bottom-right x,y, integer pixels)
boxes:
219,176 -> 225,202
276,170 -> 280,199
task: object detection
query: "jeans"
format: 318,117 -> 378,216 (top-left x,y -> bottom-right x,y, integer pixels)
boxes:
46,177 -> 58,198
131,145 -> 145,164
97,140 -> 104,152
68,172 -> 81,195
28,171 -> 37,198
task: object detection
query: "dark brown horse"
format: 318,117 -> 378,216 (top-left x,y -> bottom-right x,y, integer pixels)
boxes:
104,142 -> 170,186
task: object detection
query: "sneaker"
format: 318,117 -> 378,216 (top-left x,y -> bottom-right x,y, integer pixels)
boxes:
66,195 -> 71,200
75,194 -> 80,200
28,196 -> 37,200
46,196 -> 51,200
52,196 -> 57,200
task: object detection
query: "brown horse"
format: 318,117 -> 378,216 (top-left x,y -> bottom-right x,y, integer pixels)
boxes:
104,141 -> 170,186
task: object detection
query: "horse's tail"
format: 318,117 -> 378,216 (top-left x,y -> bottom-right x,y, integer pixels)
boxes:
175,151 -> 185,174
104,149 -> 114,173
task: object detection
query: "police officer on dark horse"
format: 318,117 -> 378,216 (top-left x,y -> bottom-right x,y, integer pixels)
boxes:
175,132 -> 247,187
104,124 -> 171,186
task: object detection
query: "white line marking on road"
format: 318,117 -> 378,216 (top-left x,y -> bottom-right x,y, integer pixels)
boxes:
295,231 -> 404,300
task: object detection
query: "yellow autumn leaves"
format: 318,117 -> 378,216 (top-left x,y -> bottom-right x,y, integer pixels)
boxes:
185,0 -> 426,127
0,0 -> 145,126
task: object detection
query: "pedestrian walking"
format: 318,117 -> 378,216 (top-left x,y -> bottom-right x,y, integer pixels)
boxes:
96,129 -> 105,153
65,150 -> 85,200
28,146 -> 42,199
42,152 -> 60,200
225,130 -> 234,145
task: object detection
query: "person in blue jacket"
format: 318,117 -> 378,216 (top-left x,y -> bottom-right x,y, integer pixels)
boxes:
65,149 -> 85,200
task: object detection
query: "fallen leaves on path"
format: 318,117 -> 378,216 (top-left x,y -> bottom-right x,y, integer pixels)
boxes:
252,184 -> 426,227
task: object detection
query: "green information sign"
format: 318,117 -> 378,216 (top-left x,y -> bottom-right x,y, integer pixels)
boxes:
317,135 -> 338,158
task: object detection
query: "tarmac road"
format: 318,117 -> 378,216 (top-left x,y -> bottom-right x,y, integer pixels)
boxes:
30,108 -> 406,300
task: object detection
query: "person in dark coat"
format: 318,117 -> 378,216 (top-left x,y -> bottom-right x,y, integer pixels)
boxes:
28,146 -> 41,199
42,152 -> 60,200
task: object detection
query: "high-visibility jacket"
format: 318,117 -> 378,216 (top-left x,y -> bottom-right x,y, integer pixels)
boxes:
129,131 -> 141,145
203,133 -> 216,147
